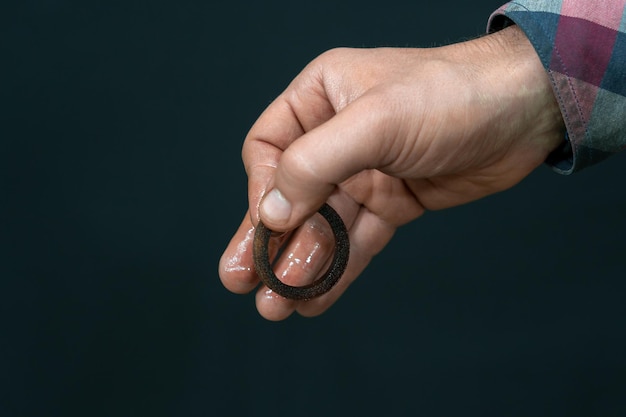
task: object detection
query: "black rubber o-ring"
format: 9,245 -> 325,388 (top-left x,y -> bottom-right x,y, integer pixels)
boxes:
253,203 -> 350,300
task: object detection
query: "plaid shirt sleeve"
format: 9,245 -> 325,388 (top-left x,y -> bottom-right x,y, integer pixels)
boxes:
488,1 -> 626,174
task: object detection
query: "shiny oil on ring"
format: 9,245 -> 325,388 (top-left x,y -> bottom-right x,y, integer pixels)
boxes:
252,203 -> 350,300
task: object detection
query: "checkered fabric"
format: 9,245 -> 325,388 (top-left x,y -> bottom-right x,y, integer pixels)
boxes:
489,1 -> 626,174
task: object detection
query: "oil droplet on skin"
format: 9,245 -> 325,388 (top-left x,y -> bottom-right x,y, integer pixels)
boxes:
259,286 -> 291,303
278,240 -> 323,282
305,242 -> 321,266
223,226 -> 255,273
279,250 -> 303,280
280,259 -> 300,279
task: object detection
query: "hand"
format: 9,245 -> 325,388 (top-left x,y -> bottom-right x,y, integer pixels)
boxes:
219,26 -> 565,320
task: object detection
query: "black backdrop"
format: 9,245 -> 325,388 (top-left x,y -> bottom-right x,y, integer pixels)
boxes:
3,1 -> 626,416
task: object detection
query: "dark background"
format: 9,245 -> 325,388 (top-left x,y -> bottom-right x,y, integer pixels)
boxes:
3,1 -> 626,416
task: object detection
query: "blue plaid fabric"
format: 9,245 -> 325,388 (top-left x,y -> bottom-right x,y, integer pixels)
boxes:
489,1 -> 626,174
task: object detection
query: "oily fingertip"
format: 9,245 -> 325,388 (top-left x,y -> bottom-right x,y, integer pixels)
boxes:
255,286 -> 297,321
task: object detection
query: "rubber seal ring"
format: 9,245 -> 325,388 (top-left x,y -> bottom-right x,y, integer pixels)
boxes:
253,203 -> 350,300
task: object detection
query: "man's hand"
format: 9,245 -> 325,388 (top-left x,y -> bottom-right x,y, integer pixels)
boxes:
219,26 -> 565,320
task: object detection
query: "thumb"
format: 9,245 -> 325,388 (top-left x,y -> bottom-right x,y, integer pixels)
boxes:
258,96 -> 393,231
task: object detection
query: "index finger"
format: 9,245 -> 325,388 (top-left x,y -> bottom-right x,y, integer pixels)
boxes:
242,71 -> 336,223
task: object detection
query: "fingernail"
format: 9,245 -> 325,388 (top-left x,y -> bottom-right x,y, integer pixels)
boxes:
260,189 -> 291,225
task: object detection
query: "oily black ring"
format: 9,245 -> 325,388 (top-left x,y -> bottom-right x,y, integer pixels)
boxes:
253,203 -> 350,300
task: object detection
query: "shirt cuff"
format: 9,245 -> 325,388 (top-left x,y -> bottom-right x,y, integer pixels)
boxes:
487,2 -> 626,174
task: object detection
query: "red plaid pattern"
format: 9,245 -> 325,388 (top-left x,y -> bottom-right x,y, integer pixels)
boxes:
489,1 -> 626,173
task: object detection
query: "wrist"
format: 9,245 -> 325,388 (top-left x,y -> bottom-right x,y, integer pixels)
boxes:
476,25 -> 566,154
